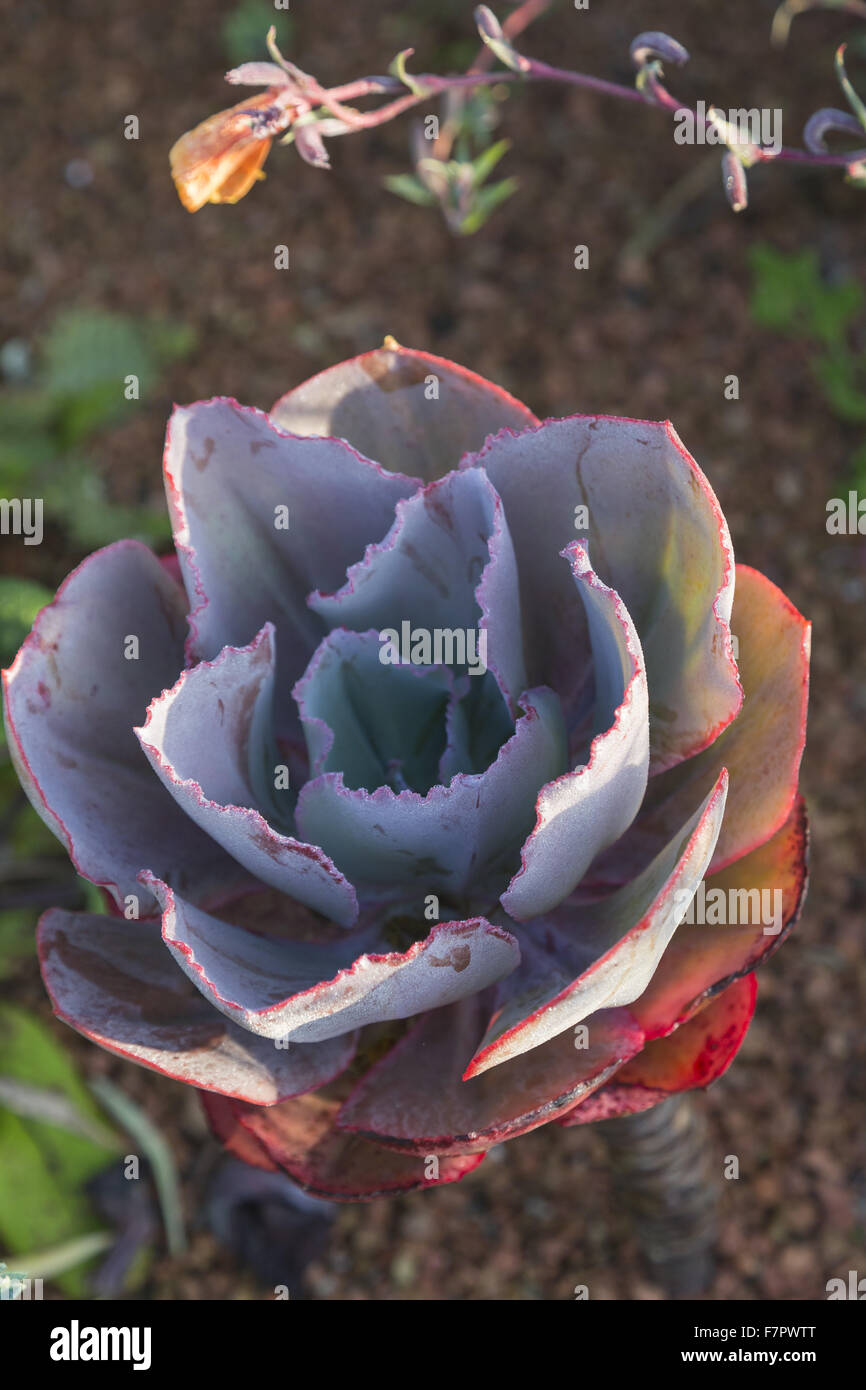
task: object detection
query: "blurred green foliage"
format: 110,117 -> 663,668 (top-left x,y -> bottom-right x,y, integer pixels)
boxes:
0,576 -> 59,977
0,308 -> 195,551
0,1005 -> 118,1295
750,244 -> 866,484
0,577 -> 53,670
0,308 -> 188,999
0,577 -> 64,978
220,0 -> 294,65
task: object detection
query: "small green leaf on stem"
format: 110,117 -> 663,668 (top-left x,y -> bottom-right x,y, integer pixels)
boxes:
836,43 -> 866,131
389,49 -> 430,97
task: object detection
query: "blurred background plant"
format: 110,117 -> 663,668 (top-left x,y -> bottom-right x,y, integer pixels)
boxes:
0,309 -> 194,555
0,309 -> 198,1277
0,304 -> 197,996
385,91 -> 518,237
750,244 -> 866,488
220,0 -> 294,67
171,0 -> 866,232
0,1003 -> 175,1297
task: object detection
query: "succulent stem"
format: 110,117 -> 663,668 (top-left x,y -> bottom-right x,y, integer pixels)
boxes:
597,1094 -> 718,1297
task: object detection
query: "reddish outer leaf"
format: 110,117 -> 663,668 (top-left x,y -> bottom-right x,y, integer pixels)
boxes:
213,1087 -> 486,1201
708,566 -> 809,868
628,797 -> 807,1040
560,974 -> 757,1125
270,343 -> 539,482
201,1092 -> 279,1172
336,998 -> 643,1156
594,566 -> 809,890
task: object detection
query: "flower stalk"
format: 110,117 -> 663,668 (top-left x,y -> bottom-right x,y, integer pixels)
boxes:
170,6 -> 866,218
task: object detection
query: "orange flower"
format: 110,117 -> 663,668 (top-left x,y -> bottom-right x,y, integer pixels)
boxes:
170,89 -> 292,212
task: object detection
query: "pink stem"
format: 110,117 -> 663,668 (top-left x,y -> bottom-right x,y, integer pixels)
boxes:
311,58 -> 861,169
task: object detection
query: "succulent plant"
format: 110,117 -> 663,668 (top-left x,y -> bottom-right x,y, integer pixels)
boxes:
2,344 -> 809,1200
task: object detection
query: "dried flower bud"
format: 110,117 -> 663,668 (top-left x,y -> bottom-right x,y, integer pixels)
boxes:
170,88 -> 293,212
629,31 -> 690,69
721,151 -> 748,213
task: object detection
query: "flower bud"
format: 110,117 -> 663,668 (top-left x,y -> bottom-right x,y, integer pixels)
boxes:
721,151 -> 748,213
225,62 -> 296,89
474,6 -> 505,43
474,5 -> 528,72
804,107 -> 866,156
294,119 -> 331,170
629,31 -> 690,69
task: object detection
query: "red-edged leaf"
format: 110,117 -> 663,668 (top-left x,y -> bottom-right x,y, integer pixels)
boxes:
591,565 -> 809,889
136,625 -> 358,925
465,769 -> 727,1077
37,910 -> 356,1104
217,1087 -> 486,1200
630,797 -> 807,1040
469,415 -> 741,769
561,974 -> 757,1125
500,544 -> 649,921
337,997 -> 643,1155
147,876 -> 520,1043
271,343 -> 538,482
164,396 -> 417,742
201,1092 -> 279,1171
2,540 -> 233,914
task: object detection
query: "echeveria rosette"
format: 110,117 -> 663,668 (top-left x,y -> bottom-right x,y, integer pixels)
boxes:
2,344 -> 810,1201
